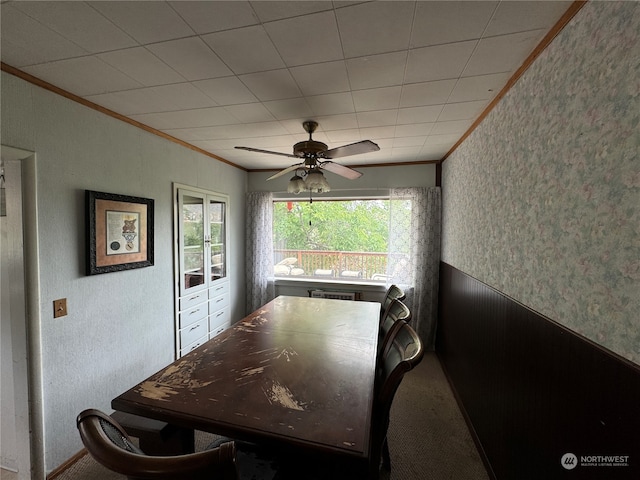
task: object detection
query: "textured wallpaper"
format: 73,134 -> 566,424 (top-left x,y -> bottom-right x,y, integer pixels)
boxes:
442,1 -> 639,364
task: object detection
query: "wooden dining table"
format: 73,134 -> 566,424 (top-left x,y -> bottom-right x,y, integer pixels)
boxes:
112,295 -> 381,461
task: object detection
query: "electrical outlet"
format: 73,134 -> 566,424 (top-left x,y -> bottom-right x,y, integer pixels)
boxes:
53,298 -> 67,318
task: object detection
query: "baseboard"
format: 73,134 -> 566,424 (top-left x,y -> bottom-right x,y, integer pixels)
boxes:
46,449 -> 86,480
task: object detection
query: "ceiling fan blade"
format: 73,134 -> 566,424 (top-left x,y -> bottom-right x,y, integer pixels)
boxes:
322,140 -> 380,159
235,146 -> 298,159
321,161 -> 363,180
266,164 -> 303,181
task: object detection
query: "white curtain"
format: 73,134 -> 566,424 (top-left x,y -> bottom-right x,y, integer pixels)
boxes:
246,191 -> 275,313
387,187 -> 441,350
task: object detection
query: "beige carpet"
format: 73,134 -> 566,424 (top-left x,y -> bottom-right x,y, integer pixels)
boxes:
54,353 -> 489,480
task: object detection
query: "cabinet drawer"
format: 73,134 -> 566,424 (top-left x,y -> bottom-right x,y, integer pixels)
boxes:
180,335 -> 207,357
209,293 -> 229,313
179,302 -> 208,328
209,307 -> 230,331
209,322 -> 229,340
209,281 -> 229,299
180,320 -> 207,348
180,290 -> 208,310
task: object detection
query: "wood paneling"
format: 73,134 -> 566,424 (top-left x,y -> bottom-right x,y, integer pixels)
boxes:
437,262 -> 640,480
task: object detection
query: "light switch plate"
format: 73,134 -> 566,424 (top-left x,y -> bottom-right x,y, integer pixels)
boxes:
53,298 -> 67,318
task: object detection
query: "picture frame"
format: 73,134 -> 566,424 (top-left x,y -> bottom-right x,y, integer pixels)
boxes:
86,190 -> 154,275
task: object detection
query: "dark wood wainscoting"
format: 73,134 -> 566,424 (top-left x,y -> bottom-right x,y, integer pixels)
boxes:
437,262 -> 640,480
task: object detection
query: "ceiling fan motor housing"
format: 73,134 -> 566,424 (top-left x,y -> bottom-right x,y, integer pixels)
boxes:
293,140 -> 328,157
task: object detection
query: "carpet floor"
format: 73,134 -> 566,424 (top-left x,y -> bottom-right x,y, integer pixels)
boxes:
52,352 -> 489,480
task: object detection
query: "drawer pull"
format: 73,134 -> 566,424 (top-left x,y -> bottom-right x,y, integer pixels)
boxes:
189,324 -> 200,332
216,297 -> 224,303
216,311 -> 225,317
188,295 -> 200,301
190,343 -> 201,351
189,308 -> 200,315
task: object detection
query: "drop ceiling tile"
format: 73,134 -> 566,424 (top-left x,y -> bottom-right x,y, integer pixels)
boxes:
425,133 -> 461,145
346,51 -> 408,90
324,129 -> 362,144
395,123 -> 435,137
225,103 -> 276,123
130,107 -> 239,130
202,25 -> 285,74
146,37 -> 232,81
411,1 -> 498,47
263,98 -> 314,120
22,56 -> 142,96
419,144 -> 452,159
356,110 -> 399,128
448,72 -> 511,103
290,61 -> 350,96
265,11 -> 343,67
352,86 -> 402,112
90,1 -> 194,44
359,126 -> 397,140
168,1 -> 258,34
311,114 -> 359,133
400,79 -> 457,108
12,1 -> 137,53
463,29 -> 547,77
97,47 -> 185,86
306,92 -> 355,117
336,1 -> 414,58
405,40 -> 477,83
438,100 -> 488,121
193,77 -> 258,105
239,122 -> 291,138
393,136 -> 427,148
486,1 -> 572,36
0,5 -> 88,67
397,105 -> 443,125
239,70 -> 302,102
431,119 -> 473,135
251,1 -> 333,22
85,83 -> 216,115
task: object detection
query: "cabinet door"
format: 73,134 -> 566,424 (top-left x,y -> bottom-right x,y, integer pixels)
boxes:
178,191 -> 206,294
208,197 -> 226,283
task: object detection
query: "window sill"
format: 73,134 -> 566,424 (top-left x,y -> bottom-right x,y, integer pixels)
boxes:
272,276 -> 387,293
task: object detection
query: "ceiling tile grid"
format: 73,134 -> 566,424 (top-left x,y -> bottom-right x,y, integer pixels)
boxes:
0,0 -> 572,170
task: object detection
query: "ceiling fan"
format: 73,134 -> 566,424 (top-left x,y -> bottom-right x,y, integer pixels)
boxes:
235,121 -> 379,193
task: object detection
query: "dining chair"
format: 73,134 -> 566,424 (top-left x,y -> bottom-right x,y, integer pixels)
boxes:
380,284 -> 406,320
371,322 -> 424,478
377,298 -> 412,362
76,409 -> 238,480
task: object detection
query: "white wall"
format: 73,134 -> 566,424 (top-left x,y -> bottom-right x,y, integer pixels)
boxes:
1,71 -> 248,473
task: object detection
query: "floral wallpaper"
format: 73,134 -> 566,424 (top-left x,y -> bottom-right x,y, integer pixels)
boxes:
442,1 -> 640,364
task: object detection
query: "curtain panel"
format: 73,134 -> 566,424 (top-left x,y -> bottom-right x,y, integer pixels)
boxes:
246,191 -> 275,313
387,187 -> 442,350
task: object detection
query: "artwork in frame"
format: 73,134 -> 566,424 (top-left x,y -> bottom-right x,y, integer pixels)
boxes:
86,190 -> 154,275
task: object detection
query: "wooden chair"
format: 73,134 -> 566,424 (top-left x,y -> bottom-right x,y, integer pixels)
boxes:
76,409 -> 238,480
371,322 -> 424,479
380,284 -> 405,320
377,298 -> 412,362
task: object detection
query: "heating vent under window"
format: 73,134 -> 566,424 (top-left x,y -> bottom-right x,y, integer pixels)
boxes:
310,290 -> 360,301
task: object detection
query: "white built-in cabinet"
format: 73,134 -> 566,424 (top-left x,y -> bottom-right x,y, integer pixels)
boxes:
173,185 -> 230,358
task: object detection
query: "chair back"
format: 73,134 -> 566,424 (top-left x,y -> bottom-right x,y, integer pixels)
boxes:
77,409 -> 238,480
370,323 -> 424,476
380,284 -> 406,320
377,299 -> 412,361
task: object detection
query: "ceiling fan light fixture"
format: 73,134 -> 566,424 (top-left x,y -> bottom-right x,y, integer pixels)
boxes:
305,169 -> 330,193
287,174 -> 306,194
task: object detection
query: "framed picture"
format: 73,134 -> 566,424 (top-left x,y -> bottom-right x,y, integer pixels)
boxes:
86,190 -> 154,275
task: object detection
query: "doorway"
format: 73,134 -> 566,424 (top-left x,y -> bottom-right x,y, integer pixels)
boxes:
1,145 -> 42,479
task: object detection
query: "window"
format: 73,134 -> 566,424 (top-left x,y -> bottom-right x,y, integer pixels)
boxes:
273,199 -> 396,282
